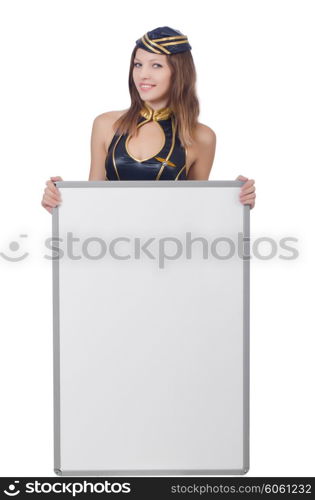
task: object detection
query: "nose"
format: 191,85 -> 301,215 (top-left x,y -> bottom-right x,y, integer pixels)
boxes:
139,64 -> 152,79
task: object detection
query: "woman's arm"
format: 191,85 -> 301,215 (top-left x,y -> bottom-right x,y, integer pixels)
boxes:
88,114 -> 108,181
187,124 -> 216,180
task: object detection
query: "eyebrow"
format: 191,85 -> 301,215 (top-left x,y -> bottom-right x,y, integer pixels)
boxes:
134,57 -> 162,62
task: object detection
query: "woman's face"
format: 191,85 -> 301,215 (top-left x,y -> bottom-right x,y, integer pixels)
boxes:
133,48 -> 172,105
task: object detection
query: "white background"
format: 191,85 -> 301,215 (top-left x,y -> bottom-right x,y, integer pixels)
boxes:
0,0 -> 314,477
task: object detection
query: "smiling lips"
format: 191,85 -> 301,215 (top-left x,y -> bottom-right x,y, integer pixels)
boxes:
139,84 -> 156,91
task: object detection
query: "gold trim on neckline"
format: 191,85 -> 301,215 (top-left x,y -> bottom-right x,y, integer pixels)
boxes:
140,103 -> 173,122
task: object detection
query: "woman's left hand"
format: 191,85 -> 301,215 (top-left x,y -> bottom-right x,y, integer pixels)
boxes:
235,175 -> 256,209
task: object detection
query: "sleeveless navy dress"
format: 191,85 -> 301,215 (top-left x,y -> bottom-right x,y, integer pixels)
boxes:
105,104 -> 187,181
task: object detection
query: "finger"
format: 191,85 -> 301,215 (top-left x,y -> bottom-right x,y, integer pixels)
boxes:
46,180 -> 61,195
241,186 -> 256,195
45,188 -> 61,201
42,200 -> 57,208
236,175 -> 248,181
240,193 -> 256,201
44,193 -> 60,205
43,195 -> 61,207
240,192 -> 256,198
240,180 -> 255,193
42,200 -> 55,209
42,203 -> 53,214
48,177 -> 63,190
241,199 -> 255,208
241,179 -> 255,188
46,179 -> 60,187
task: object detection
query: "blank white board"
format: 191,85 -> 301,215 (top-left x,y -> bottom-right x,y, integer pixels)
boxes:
52,180 -> 250,476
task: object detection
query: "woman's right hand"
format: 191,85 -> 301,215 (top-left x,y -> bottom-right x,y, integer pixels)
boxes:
41,176 -> 63,214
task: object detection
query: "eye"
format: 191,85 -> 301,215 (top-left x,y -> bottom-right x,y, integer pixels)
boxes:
133,62 -> 162,68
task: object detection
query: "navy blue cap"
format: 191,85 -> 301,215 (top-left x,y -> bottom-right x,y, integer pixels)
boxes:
135,26 -> 192,55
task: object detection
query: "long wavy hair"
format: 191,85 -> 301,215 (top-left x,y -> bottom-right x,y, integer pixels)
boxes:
112,45 -> 200,148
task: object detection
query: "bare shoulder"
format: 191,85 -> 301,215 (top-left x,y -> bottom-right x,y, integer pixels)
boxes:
186,122 -> 216,174
92,109 -> 128,151
94,109 -> 127,125
194,122 -> 216,145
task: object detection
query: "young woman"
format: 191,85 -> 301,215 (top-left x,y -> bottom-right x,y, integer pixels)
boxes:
41,26 -> 256,212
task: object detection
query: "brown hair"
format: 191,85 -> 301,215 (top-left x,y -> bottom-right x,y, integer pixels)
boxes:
112,46 -> 200,148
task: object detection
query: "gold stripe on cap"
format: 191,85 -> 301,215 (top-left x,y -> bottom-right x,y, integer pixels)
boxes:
141,35 -> 162,54
153,35 -> 188,42
161,40 -> 190,46
144,33 -> 171,55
